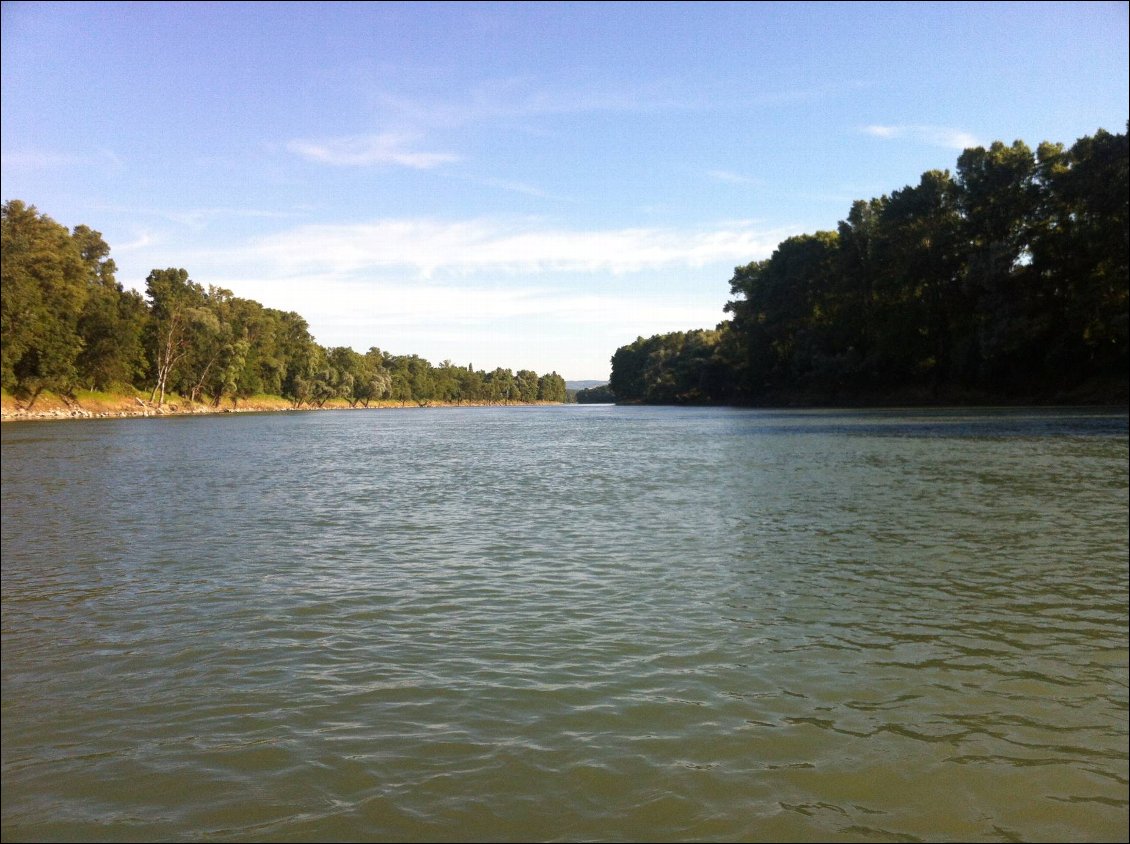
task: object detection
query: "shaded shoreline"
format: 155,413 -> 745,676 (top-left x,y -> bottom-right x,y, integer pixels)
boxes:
613,375 -> 1130,410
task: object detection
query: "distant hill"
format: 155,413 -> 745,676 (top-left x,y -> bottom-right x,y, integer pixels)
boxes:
566,380 -> 608,391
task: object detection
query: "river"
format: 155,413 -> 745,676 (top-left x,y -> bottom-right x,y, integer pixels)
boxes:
2,405 -> 1127,841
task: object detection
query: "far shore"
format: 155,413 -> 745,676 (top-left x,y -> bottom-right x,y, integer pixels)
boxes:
0,390 -> 564,423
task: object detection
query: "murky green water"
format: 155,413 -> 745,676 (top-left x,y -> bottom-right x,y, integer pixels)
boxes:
2,406 -> 1127,842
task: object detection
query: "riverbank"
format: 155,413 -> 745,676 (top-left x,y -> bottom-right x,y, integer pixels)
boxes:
614,375 -> 1129,409
0,389 -> 564,422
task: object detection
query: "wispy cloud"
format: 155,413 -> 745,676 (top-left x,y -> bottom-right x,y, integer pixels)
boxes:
368,76 -> 867,132
286,132 -> 460,168
1,148 -> 123,171
223,217 -> 788,279
371,78 -> 695,131
707,169 -> 761,186
113,232 -> 156,252
863,125 -> 900,140
862,124 -> 982,150
158,207 -> 305,228
2,150 -> 83,168
457,174 -> 574,202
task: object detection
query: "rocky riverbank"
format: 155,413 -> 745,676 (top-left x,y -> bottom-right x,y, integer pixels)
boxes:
1,391 -> 287,422
0,391 -> 563,422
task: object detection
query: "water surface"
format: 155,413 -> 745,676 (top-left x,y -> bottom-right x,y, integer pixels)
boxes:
2,406 -> 1127,841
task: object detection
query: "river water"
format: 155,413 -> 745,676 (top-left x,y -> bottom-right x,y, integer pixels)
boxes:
2,405 -> 1127,842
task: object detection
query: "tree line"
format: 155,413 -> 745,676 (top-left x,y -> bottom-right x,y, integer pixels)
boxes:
0,200 -> 567,408
574,383 -> 615,403
609,127 -> 1128,405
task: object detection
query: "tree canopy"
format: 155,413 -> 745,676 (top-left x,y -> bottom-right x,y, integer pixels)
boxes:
608,127 -> 1128,405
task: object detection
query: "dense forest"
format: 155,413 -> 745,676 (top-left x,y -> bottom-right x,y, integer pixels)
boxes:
575,383 -> 615,403
610,128 -> 1128,405
0,200 -> 567,409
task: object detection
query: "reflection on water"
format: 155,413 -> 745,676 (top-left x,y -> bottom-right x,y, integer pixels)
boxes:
2,406 -> 1127,841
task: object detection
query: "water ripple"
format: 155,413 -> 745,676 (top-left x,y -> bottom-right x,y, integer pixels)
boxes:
2,406 -> 1127,841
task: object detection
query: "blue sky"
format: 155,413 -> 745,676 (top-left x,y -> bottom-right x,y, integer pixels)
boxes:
2,2 -> 1127,380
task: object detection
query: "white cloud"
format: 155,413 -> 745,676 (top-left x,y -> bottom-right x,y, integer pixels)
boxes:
228,217 -> 786,279
205,270 -> 728,377
140,206 -> 306,229
862,124 -> 981,150
286,133 -> 460,168
113,231 -> 156,252
1,148 -> 123,171
227,275 -> 719,330
367,77 -> 863,134
863,125 -> 901,139
1,150 -> 84,168
371,78 -> 695,131
130,216 -> 791,378
707,169 -> 761,186
460,174 -> 567,200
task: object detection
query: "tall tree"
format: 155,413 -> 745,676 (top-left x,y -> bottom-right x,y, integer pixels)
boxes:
515,369 -> 540,403
69,224 -> 150,391
274,311 -> 318,403
955,140 -> 1039,385
626,129 -> 1125,404
144,268 -> 207,407
1031,128 -> 1129,381
723,233 -> 839,398
871,170 -> 964,388
537,371 -> 567,403
0,201 -> 89,405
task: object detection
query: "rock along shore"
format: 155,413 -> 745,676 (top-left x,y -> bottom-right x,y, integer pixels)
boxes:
1,393 -> 564,422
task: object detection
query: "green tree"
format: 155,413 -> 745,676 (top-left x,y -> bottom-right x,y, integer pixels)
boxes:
828,197 -> 888,388
213,297 -> 277,404
144,268 -> 207,407
456,365 -> 485,401
484,367 -> 515,403
69,224 -> 149,390
76,285 -> 149,391
536,371 -> 567,403
0,201 -> 89,405
1031,128 -> 1129,382
179,286 -> 239,404
351,347 -> 392,406
723,233 -> 839,398
310,361 -> 342,407
274,311 -> 318,404
870,170 -> 964,388
608,336 -> 652,402
515,369 -> 540,402
955,140 -> 1039,385
575,383 -> 614,403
